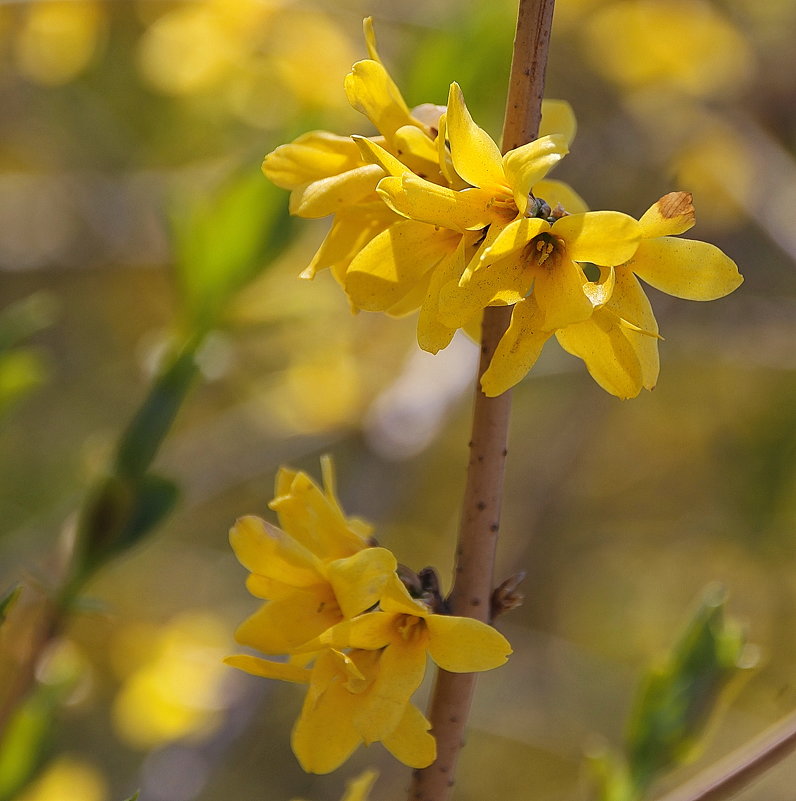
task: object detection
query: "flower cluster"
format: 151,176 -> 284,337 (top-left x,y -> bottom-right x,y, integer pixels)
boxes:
225,457 -> 511,773
263,18 -> 742,399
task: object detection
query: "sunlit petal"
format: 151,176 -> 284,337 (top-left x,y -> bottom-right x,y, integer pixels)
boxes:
552,211 -> 641,265
289,164 -> 383,218
345,59 -> 415,141
354,136 -> 408,177
346,221 -> 459,311
532,258 -> 593,330
446,82 -> 505,190
478,218 -> 549,268
627,237 -> 743,300
502,134 -> 569,215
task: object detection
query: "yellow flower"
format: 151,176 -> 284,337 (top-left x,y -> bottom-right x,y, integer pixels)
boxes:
226,648 -> 435,773
228,459 -> 397,655
318,574 -> 512,713
345,82 -> 581,352
553,192 -> 743,398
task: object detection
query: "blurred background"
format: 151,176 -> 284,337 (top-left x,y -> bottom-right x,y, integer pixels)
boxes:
0,0 -> 795,799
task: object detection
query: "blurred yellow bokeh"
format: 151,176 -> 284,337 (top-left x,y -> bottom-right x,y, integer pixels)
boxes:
14,756 -> 107,801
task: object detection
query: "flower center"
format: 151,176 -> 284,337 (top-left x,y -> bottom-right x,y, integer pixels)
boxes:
396,614 -> 424,641
527,196 -> 568,224
527,232 -> 564,269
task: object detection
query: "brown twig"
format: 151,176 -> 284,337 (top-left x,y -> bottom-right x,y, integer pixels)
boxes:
408,2 -> 555,799
652,710 -> 796,801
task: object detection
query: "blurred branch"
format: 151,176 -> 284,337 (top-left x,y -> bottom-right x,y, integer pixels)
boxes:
651,710 -> 796,801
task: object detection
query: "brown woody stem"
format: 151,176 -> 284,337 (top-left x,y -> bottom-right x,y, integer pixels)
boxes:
652,710 -> 796,801
408,2 -> 555,799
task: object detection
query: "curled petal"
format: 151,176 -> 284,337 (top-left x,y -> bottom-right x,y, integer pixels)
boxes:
552,211 -> 641,266
502,134 -> 569,215
354,135 -> 408,177
378,174 -> 502,232
322,612 -> 396,651
326,547 -> 397,619
289,164 -> 384,218
446,82 -> 505,191
639,192 -> 696,238
627,237 -> 743,300
480,297 -> 552,396
263,131 -> 364,190
345,59 -> 416,141
425,615 -> 512,672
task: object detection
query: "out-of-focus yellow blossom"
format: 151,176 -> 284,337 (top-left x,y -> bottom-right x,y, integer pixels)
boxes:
583,0 -> 754,99
14,755 -> 107,801
13,1 -> 105,86
136,1 -> 355,128
553,192 -> 743,399
111,613 -> 229,748
292,769 -> 378,801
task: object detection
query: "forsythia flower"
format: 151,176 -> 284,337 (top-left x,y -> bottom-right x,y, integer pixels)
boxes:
226,459 -> 512,773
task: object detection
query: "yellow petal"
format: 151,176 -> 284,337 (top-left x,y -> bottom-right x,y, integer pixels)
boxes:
235,587 -> 341,654
362,17 -> 380,63
345,59 -> 415,141
540,98 -> 577,145
583,266 -> 616,308
326,547 -> 397,619
478,217 -> 550,268
552,211 -> 641,265
502,134 -> 569,215
425,615 -> 512,672
382,703 -> 436,769
271,470 -> 369,561
302,201 -> 396,280
292,662 -> 362,773
534,178 -> 588,214
322,612 -> 396,651
378,173 -> 501,232
532,258 -> 593,330
229,516 -> 322,587
626,237 -> 743,300
346,221 -> 459,311
446,82 -> 505,191
244,574 -> 295,600
263,131 -> 364,190
223,654 -> 311,684
385,271 -> 432,317
341,768 -> 379,801
379,573 -> 431,617
289,164 -> 384,219
392,124 -> 440,173
354,639 -> 428,743
555,312 -> 645,399
436,112 -> 461,188
638,192 -> 696,238
480,297 -> 552,396
354,135 -> 407,177
417,238 -> 470,353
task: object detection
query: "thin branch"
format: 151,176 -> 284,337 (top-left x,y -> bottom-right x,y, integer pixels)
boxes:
407,2 -> 556,799
652,710 -> 796,801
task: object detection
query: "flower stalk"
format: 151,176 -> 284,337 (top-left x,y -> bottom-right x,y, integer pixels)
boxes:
408,1 -> 556,799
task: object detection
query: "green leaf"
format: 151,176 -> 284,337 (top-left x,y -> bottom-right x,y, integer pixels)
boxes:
0,689 -> 56,801
114,341 -> 199,479
0,292 -> 58,355
75,472 -> 179,579
170,167 -> 293,333
624,584 -> 754,792
122,792 -> 140,801
0,347 -> 50,418
0,585 -> 21,625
